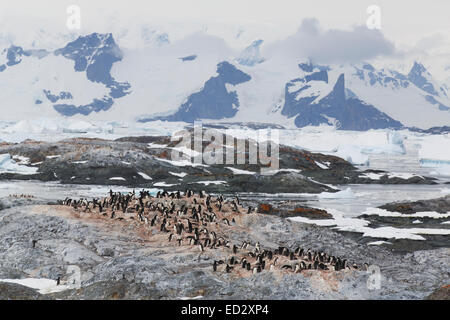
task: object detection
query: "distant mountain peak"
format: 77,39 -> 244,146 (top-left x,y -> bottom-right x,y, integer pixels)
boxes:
408,61 -> 439,96
236,39 -> 265,66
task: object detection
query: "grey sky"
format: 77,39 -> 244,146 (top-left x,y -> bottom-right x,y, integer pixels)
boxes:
1,0 -> 449,78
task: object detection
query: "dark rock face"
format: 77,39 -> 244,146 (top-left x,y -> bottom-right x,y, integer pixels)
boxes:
0,45 -> 49,72
52,33 -> 131,116
379,195 -> 450,214
179,55 -> 197,62
145,62 -> 251,122
43,90 -> 73,103
257,203 -> 332,219
408,62 -> 439,96
0,283 -> 44,300
283,72 -> 403,131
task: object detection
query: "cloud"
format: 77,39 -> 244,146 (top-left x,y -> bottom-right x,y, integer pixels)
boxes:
265,18 -> 396,64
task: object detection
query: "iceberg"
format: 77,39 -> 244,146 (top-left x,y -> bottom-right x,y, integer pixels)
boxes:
0,154 -> 38,175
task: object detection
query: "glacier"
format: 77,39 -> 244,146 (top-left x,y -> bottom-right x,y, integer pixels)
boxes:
0,154 -> 38,175
1,31 -> 450,130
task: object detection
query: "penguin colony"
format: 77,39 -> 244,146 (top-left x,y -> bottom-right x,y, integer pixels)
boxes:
60,189 -> 368,276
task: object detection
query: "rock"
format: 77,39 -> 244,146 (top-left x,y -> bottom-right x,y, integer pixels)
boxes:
379,195 -> 450,214
1,198 -> 448,300
425,285 -> 450,300
0,282 -> 45,300
257,203 -> 332,219
0,134 -> 436,193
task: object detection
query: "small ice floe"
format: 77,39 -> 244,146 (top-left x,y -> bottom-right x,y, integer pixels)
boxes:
226,167 -> 256,175
0,278 -> 71,294
412,220 -> 422,224
153,182 -> 178,187
362,208 -> 450,219
109,177 -> 126,181
192,181 -> 227,186
367,241 -> 392,246
169,172 -> 188,178
137,172 -> 152,180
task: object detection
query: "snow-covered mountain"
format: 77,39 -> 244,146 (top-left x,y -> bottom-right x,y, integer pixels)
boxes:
1,32 -> 450,130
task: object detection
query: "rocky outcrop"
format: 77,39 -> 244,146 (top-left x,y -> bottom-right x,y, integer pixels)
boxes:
0,283 -> 44,300
426,285 -> 450,300
0,134 -> 436,194
0,198 -> 449,300
379,195 -> 450,214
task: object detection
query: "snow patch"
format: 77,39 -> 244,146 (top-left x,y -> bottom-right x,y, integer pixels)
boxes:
137,172 -> 152,180
0,154 -> 38,175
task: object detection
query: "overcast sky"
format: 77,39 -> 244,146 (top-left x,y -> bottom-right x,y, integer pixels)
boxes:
1,0 -> 450,77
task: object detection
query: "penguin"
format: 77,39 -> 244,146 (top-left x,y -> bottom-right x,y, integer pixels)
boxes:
319,263 -> 327,270
168,233 -> 174,242
198,243 -> 204,252
31,240 -> 38,249
253,266 -> 261,274
213,261 -> 217,272
56,277 -> 61,286
281,265 -> 293,270
232,244 -> 238,254
294,264 -> 301,273
273,257 -> 278,266
225,264 -> 233,273
255,242 -> 261,253
111,211 -> 116,219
